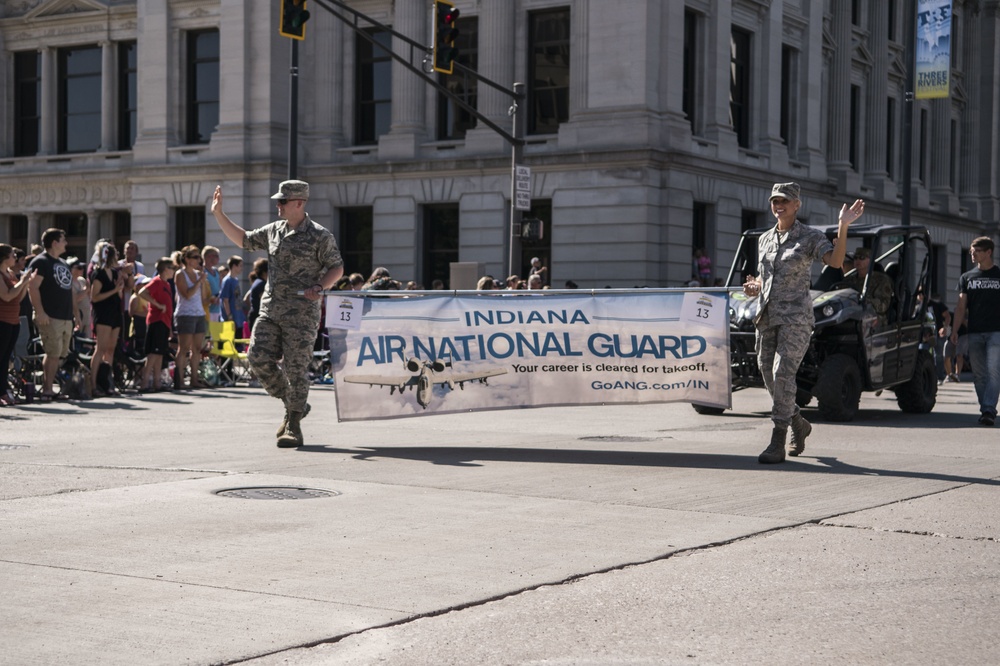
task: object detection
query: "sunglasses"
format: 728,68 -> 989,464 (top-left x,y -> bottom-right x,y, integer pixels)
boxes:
187,254 -> 201,259
277,198 -> 303,206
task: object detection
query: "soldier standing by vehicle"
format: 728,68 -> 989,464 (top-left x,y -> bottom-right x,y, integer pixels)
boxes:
743,183 -> 865,463
950,236 -> 1000,427
212,180 -> 344,447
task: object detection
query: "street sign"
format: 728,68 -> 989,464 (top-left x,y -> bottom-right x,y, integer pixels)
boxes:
514,165 -> 531,211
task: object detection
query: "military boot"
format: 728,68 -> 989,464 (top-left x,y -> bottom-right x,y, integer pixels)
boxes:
758,426 -> 788,464
788,413 -> 812,456
276,402 -> 311,438
276,410 -> 305,448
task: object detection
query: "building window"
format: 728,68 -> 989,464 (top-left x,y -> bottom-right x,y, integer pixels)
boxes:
849,85 -> 860,171
118,41 -> 138,150
528,8 -> 570,136
9,215 -> 28,252
338,207 -> 374,280
174,207 -> 206,249
59,45 -> 102,154
521,200 -> 552,283
112,211 -> 132,253
888,0 -> 897,41
780,46 -> 798,149
692,202 -> 708,253
852,0 -> 862,26
729,28 -> 751,149
53,213 -> 89,260
422,204 -> 459,288
931,243 -> 946,297
14,51 -> 41,157
356,28 -> 392,145
437,16 -> 478,140
683,10 -> 700,134
186,30 -> 219,145
886,97 -> 896,180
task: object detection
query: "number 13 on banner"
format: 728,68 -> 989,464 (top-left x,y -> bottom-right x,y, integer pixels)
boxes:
325,296 -> 363,331
679,291 -> 726,330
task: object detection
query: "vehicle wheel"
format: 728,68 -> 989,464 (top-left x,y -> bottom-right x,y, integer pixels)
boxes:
692,403 -> 726,416
895,351 -> 937,413
814,353 -> 861,422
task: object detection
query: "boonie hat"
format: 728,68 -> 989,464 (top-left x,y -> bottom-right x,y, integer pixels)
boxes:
270,179 -> 310,200
769,182 -> 801,201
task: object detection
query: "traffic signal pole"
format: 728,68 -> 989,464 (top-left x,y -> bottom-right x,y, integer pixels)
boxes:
287,0 -> 528,277
288,38 -> 299,179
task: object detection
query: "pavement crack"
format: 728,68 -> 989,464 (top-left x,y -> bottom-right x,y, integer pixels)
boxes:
0,461 -> 235,475
0,558 -> 403,614
817,521 -> 1000,543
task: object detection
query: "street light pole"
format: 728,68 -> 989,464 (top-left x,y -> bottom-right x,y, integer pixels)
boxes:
507,82 -> 525,280
900,0 -> 915,227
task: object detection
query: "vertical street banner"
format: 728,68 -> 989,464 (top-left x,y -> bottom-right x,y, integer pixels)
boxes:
325,290 -> 731,421
915,0 -> 951,99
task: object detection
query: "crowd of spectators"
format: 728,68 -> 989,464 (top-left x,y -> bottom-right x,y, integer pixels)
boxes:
2,241 -> 569,407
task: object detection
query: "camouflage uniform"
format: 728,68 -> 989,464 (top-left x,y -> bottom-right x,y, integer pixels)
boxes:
755,221 -> 833,427
841,270 -> 893,317
243,214 -> 342,413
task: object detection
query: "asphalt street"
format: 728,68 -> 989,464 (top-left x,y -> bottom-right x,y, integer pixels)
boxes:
1,377 -> 997,665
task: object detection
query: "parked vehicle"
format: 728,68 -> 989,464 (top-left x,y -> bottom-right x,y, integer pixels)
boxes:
696,224 -> 938,421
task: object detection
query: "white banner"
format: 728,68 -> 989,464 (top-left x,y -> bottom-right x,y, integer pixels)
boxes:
915,0 -> 951,99
325,290 -> 731,421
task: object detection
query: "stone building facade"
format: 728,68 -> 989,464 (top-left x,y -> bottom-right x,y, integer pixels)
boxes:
1,0 -> 998,302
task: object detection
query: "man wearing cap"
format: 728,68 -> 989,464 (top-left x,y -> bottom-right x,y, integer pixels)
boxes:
837,246 -> 893,319
211,180 -> 344,447
743,182 -> 865,464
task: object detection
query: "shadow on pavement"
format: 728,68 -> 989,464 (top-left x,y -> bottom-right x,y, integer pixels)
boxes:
295,444 -> 1000,486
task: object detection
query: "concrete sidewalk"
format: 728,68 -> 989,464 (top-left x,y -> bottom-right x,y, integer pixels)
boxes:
1,380 -> 997,665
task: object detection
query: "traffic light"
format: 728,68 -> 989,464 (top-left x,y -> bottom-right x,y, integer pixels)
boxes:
279,0 -> 310,40
433,1 -> 460,74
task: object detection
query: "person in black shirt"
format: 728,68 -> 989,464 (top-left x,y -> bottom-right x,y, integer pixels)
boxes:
27,229 -> 74,400
951,236 -> 1000,426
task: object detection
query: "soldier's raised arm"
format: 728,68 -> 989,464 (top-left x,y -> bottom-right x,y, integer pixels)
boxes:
211,186 -> 247,248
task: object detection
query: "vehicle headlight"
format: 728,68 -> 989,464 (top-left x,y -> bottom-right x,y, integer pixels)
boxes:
821,304 -> 836,317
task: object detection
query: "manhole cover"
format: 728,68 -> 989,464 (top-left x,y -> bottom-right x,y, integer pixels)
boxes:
215,486 -> 341,500
579,436 -> 659,443
0,444 -> 29,450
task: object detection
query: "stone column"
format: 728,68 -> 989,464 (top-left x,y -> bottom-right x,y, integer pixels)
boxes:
464,0 -> 515,153
380,1 -> 425,159
300,3 -> 345,162
827,8 -> 852,171
865,0 -> 890,195
39,47 -> 56,155
929,100 -> 954,204
759,0 -> 787,160
132,0 -> 170,162
85,210 -> 101,261
26,213 -> 41,251
702,0 -> 740,153
101,41 -> 116,152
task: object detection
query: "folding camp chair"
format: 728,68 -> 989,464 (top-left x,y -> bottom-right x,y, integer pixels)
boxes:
208,320 -> 250,384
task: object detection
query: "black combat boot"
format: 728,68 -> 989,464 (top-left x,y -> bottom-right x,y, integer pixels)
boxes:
276,402 -> 311,438
276,410 -> 305,448
758,426 -> 788,464
788,413 -> 812,456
